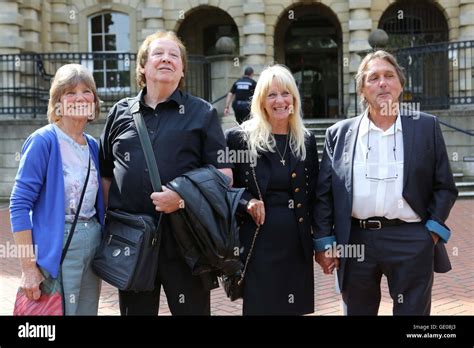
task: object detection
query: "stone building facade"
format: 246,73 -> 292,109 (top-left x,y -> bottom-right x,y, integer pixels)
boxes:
1,0 -> 473,116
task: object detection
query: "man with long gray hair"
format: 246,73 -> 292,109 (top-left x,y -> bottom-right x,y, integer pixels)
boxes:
313,50 -> 458,315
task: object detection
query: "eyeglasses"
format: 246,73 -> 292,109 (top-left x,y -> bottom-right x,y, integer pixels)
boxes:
365,120 -> 399,182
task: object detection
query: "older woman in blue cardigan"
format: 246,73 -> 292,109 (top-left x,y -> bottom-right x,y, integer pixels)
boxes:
10,64 -> 105,315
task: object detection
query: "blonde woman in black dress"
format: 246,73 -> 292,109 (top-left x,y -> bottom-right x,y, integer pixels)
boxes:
226,64 -> 319,315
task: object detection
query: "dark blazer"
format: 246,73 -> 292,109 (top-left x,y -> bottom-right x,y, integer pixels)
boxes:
226,127 -> 319,261
314,112 -> 458,290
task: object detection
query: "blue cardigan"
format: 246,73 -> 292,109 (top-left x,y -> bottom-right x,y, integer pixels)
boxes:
10,124 -> 105,278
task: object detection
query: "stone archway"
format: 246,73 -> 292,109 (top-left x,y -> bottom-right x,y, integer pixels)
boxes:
274,3 -> 343,119
176,6 -> 239,101
379,0 -> 450,109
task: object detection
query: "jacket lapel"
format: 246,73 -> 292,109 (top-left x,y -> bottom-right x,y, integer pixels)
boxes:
401,114 -> 415,190
343,115 -> 363,202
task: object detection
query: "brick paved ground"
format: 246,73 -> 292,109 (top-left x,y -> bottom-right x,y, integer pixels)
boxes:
1,200 -> 472,316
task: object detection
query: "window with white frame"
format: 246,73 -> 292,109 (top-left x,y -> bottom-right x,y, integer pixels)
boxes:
89,12 -> 130,90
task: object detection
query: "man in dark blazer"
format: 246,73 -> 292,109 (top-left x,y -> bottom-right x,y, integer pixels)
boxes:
313,50 -> 458,315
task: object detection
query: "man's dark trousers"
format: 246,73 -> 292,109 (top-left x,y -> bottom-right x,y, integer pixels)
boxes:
341,222 -> 434,315
118,218 -> 210,315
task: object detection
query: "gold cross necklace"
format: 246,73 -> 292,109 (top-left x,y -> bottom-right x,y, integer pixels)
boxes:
274,133 -> 289,166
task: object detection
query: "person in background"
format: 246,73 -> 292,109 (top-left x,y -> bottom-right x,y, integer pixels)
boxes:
224,66 -> 257,124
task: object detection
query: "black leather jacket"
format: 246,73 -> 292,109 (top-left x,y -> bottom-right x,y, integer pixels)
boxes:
166,165 -> 244,281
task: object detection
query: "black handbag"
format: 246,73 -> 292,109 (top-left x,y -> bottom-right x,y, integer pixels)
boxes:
220,164 -> 262,301
92,98 -> 163,292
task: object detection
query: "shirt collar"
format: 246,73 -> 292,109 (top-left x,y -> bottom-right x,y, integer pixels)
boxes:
359,109 -> 403,137
137,87 -> 183,110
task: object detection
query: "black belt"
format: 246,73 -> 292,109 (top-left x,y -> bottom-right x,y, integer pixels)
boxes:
352,217 -> 407,230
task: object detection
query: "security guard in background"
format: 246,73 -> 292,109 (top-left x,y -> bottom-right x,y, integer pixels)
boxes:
224,66 -> 257,124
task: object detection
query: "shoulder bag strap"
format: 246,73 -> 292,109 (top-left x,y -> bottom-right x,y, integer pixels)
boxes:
61,155 -> 91,264
127,97 -> 163,243
239,164 -> 263,284
127,97 -> 162,192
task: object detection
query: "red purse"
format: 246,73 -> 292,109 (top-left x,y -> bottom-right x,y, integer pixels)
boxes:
13,274 -> 63,316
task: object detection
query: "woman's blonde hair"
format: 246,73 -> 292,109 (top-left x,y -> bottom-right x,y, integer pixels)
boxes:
240,64 -> 310,161
47,64 -> 100,123
136,30 -> 187,89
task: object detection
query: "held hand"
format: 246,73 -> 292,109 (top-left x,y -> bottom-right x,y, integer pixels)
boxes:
20,265 -> 44,301
314,251 -> 339,275
246,199 -> 265,226
150,186 -> 184,214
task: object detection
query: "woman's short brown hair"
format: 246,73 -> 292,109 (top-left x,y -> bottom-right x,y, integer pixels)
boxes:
136,30 -> 187,89
355,50 -> 406,109
47,64 -> 100,123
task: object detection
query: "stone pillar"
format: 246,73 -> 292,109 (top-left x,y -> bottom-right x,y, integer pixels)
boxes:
41,0 -> 52,53
0,0 -> 24,118
457,0 -> 474,99
348,0 -> 372,115
243,0 -> 266,74
208,36 -> 242,129
20,0 -> 41,52
208,54 -> 242,130
459,0 -> 474,40
141,0 -> 164,41
0,1 -> 24,54
50,0 -> 69,52
19,0 -> 42,115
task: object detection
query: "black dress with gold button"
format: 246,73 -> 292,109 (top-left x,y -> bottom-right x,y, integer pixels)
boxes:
225,128 -> 319,315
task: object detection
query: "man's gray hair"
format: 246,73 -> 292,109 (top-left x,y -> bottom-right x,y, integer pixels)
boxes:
355,50 -> 406,109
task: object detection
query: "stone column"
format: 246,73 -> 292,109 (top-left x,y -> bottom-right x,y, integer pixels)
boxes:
457,0 -> 474,99
20,0 -> 41,52
0,0 -> 24,118
19,0 -> 42,115
348,0 -> 372,115
208,36 -> 242,129
0,1 -> 24,54
50,0 -> 69,52
141,0 -> 164,41
459,0 -> 474,40
243,0 -> 266,74
41,0 -> 52,53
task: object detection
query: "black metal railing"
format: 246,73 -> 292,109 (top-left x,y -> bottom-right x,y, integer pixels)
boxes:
396,40 -> 474,110
0,52 -> 211,119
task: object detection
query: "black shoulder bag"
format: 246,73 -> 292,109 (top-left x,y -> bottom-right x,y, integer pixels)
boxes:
92,98 -> 163,292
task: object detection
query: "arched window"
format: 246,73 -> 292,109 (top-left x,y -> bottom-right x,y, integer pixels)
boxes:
379,0 -> 448,48
379,0 -> 449,109
274,4 -> 343,118
89,12 -> 130,90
